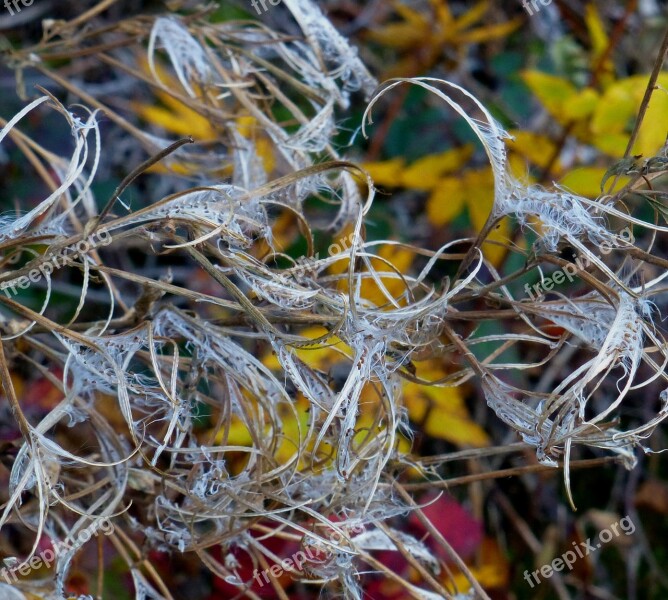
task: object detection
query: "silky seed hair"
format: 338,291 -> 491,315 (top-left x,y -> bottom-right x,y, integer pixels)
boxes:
0,4 -> 666,599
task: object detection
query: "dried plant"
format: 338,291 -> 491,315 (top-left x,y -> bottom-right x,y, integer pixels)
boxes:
0,2 -> 666,599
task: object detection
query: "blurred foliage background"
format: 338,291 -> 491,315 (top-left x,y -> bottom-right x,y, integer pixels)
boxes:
0,1 -> 667,599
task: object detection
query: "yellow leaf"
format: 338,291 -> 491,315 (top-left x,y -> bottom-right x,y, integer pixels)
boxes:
395,1 -> 430,27
365,3 -> 429,51
263,326 -> 350,371
395,433 -> 412,455
507,131 -> 562,172
478,217 -> 510,267
215,415 -> 253,446
354,384 -> 386,446
432,0 -> 454,28
584,4 -> 613,86
273,398 -> 310,464
562,87 -> 599,120
327,224 -> 356,277
449,538 -> 510,591
363,158 -> 406,188
401,146 -> 474,190
133,102 -> 215,141
591,74 -> 668,157
133,60 -> 217,141
366,23 -> 428,49
451,0 -> 489,31
266,211 -> 297,253
507,153 -> 534,183
403,365 -> 490,447
455,18 -> 522,44
560,167 -> 629,197
366,0 -> 519,77
447,1 -> 521,44
426,177 -> 466,226
236,116 -> 276,175
591,84 -> 635,135
464,169 -> 509,266
424,403 -> 490,446
521,71 -> 578,124
591,133 -> 631,157
585,4 -> 609,58
11,372 -> 24,401
359,244 -> 415,305
403,385 -> 489,447
634,83 -> 668,157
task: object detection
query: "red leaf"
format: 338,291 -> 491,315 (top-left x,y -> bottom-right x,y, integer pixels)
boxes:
409,493 -> 483,561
